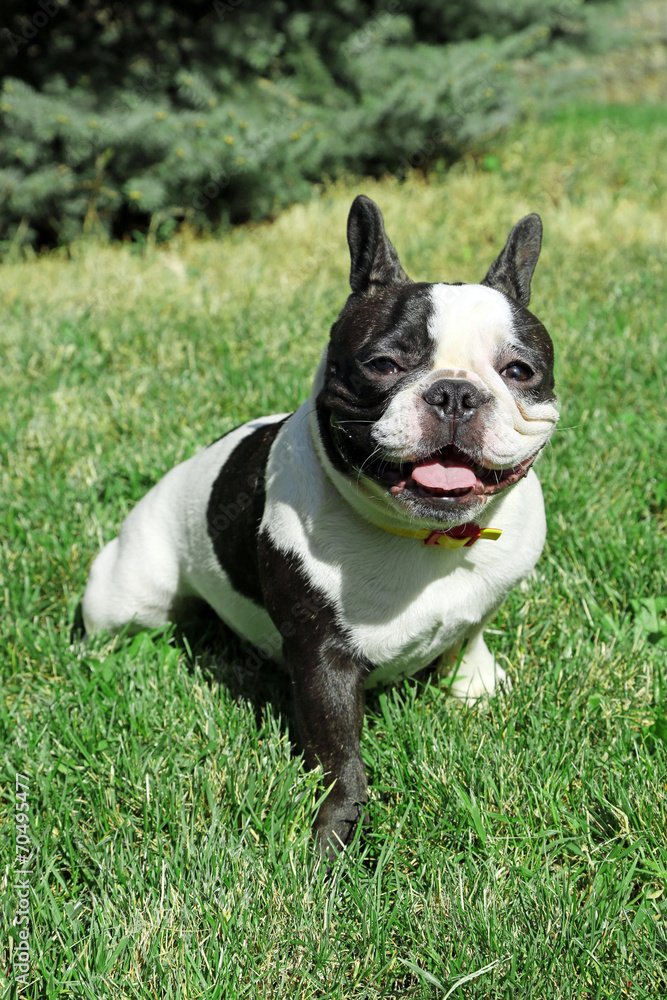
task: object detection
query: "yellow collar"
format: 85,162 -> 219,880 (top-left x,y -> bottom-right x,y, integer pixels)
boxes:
382,523 -> 502,549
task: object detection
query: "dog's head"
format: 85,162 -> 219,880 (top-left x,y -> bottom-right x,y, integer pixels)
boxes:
314,195 -> 558,527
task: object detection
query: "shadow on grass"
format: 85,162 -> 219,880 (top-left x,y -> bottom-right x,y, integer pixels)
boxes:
70,596 -> 294,736
175,601 -> 293,719
166,611 -> 390,877
69,597 -> 450,876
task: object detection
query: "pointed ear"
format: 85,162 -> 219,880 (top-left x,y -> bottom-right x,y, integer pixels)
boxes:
482,214 -> 543,307
347,195 -> 410,294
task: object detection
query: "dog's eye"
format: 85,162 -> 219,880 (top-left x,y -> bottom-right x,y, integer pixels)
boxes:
368,357 -> 399,375
501,362 -> 533,382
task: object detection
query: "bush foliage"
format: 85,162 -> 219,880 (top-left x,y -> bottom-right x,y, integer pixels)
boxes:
0,0 -> 613,250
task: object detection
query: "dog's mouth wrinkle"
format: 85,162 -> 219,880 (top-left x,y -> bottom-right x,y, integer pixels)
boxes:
330,419 -> 538,499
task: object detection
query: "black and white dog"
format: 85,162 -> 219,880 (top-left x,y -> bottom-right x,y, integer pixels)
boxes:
83,196 -> 558,854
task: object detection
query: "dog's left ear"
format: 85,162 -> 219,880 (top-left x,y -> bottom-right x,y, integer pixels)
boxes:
482,214 -> 543,307
347,195 -> 410,295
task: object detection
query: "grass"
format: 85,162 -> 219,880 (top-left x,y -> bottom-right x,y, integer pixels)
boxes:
1,102 -> 667,997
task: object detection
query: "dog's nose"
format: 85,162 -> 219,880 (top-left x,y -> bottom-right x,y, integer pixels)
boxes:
422,378 -> 486,420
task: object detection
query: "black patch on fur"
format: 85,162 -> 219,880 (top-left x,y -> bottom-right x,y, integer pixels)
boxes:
206,418 -> 289,605
257,533 -> 371,853
503,298 -> 556,403
317,282 -> 436,471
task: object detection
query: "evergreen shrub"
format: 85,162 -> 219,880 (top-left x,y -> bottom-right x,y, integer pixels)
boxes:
0,0 -> 614,251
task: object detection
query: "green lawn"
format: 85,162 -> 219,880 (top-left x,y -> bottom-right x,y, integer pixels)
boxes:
1,104 -> 666,998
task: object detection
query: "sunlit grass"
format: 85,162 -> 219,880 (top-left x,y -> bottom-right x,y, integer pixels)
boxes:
1,104 -> 666,997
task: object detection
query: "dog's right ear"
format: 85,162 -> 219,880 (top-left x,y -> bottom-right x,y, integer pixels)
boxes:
347,195 -> 410,294
481,214 -> 543,308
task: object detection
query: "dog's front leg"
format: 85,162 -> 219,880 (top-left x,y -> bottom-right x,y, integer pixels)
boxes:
439,625 -> 510,704
284,633 -> 370,857
259,538 -> 371,855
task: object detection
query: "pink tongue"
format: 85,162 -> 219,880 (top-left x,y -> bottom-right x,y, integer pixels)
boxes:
411,458 -> 477,491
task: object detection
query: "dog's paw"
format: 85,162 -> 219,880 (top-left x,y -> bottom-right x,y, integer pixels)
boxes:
448,655 -> 512,706
314,799 -> 369,860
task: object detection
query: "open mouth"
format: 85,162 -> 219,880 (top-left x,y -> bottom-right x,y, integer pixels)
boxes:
329,419 -> 539,503
378,445 -> 539,502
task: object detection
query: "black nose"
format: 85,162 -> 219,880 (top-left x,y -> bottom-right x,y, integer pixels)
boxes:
422,378 -> 486,420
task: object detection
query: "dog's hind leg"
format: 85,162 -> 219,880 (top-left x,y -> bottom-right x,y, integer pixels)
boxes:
82,534 -> 179,635
82,473 -> 187,636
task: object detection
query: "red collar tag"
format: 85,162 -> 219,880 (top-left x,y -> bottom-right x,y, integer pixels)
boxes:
381,522 -> 501,548
425,524 -> 484,547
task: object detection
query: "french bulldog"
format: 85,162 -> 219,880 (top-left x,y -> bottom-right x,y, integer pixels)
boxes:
82,195 -> 558,855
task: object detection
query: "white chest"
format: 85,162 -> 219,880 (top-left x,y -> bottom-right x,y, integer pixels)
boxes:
262,405 -> 547,686
295,520 -> 536,685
